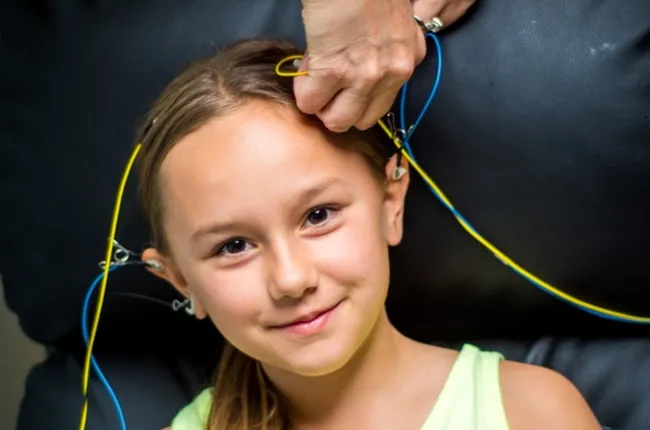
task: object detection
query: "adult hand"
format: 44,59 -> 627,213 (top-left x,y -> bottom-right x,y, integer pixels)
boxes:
296,0 -> 426,132
411,0 -> 477,30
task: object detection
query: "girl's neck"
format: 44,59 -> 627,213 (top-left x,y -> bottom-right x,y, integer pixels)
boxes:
263,310 -> 414,426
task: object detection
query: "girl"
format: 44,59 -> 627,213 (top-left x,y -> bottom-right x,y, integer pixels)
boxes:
137,39 -> 601,430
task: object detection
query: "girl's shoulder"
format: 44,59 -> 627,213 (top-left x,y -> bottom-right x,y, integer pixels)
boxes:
499,359 -> 601,430
425,344 -> 600,430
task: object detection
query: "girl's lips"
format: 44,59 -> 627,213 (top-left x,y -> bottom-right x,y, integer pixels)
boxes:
273,301 -> 341,336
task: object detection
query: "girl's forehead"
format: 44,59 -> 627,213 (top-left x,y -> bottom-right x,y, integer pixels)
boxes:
161,102 -> 358,184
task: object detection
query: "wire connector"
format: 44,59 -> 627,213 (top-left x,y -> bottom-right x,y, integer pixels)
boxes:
98,240 -> 138,269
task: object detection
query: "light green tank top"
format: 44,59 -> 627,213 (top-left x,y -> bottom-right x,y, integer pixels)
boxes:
171,344 -> 510,430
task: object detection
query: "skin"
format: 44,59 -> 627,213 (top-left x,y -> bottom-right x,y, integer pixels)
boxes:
149,101 -> 601,430
296,0 -> 477,132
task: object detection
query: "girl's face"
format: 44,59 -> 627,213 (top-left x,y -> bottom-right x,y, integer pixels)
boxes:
149,101 -> 408,377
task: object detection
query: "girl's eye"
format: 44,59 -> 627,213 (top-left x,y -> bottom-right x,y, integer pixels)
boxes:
304,207 -> 335,227
216,239 -> 251,256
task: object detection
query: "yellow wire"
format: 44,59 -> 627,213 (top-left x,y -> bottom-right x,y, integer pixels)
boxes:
274,55 -> 309,77
277,53 -> 650,323
79,143 -> 142,430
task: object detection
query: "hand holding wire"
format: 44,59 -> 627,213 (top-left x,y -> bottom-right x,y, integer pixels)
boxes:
296,0 -> 427,132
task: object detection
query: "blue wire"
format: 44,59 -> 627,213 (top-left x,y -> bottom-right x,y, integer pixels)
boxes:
398,32 -> 646,324
400,32 -> 443,159
82,265 -> 128,430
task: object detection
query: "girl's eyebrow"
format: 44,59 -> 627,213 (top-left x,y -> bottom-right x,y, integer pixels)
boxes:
191,220 -> 243,243
292,177 -> 346,206
190,177 -> 346,242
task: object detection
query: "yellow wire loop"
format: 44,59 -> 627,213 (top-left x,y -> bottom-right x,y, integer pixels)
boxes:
79,143 -> 142,430
274,54 -> 308,77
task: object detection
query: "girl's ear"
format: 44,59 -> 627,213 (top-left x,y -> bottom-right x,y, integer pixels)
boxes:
141,248 -> 207,319
383,154 -> 410,246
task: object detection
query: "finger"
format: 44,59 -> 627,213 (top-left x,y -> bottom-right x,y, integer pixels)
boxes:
293,56 -> 347,115
411,0 -> 446,23
436,0 -> 476,28
317,86 -> 374,132
355,84 -> 402,130
354,33 -> 420,130
413,23 -> 427,65
354,54 -> 415,130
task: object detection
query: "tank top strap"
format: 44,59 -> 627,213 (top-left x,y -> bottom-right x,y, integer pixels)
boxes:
420,344 -> 510,430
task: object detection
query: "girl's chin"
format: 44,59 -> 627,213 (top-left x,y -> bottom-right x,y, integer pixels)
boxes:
266,340 -> 358,378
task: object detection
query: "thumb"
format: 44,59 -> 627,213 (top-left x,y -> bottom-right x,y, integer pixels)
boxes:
292,53 -> 309,94
295,52 -> 309,74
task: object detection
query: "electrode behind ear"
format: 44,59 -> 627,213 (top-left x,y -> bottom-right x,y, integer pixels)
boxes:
186,297 -> 196,316
172,297 -> 195,316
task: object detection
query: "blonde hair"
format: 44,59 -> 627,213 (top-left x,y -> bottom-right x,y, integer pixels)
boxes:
136,38 -> 390,430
